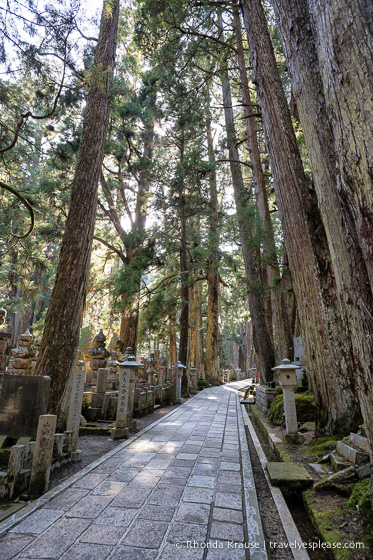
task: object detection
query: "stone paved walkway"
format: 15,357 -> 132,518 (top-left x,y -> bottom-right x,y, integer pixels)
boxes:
1,382 -> 267,560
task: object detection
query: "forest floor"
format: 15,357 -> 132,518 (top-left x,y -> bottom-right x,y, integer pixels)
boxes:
248,403 -> 372,560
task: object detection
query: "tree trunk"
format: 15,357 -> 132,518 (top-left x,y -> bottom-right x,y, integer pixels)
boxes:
273,0 -> 372,494
179,203 -> 190,395
36,0 -> 120,415
308,0 -> 373,286
234,9 -> 293,361
119,294 -> 140,351
240,0 -> 360,433
220,54 -> 276,383
205,93 -> 220,381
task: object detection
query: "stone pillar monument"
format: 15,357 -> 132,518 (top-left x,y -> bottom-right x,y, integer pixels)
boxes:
176,361 -> 186,404
111,349 -> 143,439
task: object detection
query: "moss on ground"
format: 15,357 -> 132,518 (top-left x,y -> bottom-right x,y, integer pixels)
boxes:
347,479 -> 373,530
305,434 -> 345,459
268,392 -> 315,426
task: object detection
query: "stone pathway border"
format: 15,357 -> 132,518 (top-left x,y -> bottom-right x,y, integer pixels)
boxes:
1,382 -> 268,560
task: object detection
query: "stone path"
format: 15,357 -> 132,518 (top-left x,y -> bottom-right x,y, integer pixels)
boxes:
1,381 -> 267,560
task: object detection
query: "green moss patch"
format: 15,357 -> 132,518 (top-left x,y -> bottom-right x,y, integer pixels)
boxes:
268,392 -> 315,426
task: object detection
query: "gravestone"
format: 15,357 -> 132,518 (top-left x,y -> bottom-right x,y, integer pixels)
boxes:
0,374 -> 51,439
293,336 -> 305,382
66,368 -> 85,449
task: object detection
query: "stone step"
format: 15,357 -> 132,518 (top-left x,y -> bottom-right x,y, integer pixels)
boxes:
309,462 -> 333,478
336,440 -> 369,465
330,452 -> 352,472
349,432 -> 369,454
266,461 -> 313,488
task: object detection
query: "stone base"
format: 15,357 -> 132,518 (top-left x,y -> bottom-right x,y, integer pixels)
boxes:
283,433 -> 305,444
71,450 -> 83,462
267,461 -> 313,488
126,419 -> 137,431
111,427 -> 129,440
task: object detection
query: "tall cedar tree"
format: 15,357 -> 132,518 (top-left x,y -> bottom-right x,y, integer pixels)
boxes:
36,0 -> 120,415
240,0 -> 361,433
272,0 -> 373,500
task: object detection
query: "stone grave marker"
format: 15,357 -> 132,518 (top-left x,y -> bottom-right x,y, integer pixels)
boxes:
0,374 -> 51,439
66,368 -> 85,449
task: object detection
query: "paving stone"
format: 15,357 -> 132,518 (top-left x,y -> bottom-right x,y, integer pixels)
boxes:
215,492 -> 242,510
199,451 -> 220,458
182,487 -> 214,504
174,503 -> 210,524
80,525 -> 126,545
65,495 -> 113,518
91,481 -> 126,496
167,521 -> 208,544
110,547 -> 158,560
120,520 -> 169,549
193,463 -> 218,476
216,483 -> 242,495
94,507 -> 137,526
159,543 -> 204,559
129,473 -> 162,487
148,486 -> 184,506
205,540 -> 246,559
218,471 -> 241,485
138,504 -> 176,522
60,543 -> 112,560
158,477 -> 188,487
18,518 -> 90,558
73,473 -> 108,490
196,457 -> 219,465
10,509 -> 64,534
0,534 -> 34,560
176,453 -> 199,461
181,445 -> 202,454
210,521 -> 244,542
212,507 -> 243,524
188,475 -> 216,489
172,459 -> 196,468
108,468 -> 141,482
145,458 -> 173,470
111,487 -> 152,508
163,466 -> 192,479
220,461 -> 240,472
126,453 -> 157,467
43,489 -> 90,510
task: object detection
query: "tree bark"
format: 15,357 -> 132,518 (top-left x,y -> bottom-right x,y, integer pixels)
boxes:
308,0 -> 373,286
240,0 -> 360,433
220,53 -> 276,383
234,9 -> 293,361
36,0 -> 120,415
273,0 -> 372,493
205,93 -> 220,381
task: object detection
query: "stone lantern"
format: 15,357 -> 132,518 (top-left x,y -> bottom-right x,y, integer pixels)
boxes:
112,350 -> 143,439
177,361 -> 186,404
273,358 -> 304,444
189,364 -> 197,394
146,352 -> 156,385
235,367 -> 241,380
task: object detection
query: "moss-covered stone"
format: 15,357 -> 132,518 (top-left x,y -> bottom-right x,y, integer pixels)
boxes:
347,479 -> 373,526
268,391 -> 315,426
